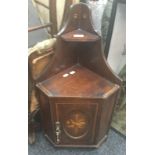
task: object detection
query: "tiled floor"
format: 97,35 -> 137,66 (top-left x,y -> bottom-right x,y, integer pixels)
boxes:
28,129 -> 126,155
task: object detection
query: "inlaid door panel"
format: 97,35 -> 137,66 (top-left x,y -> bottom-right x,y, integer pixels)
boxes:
53,102 -> 98,145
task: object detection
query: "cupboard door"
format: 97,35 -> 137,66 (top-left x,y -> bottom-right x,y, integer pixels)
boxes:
53,102 -> 99,145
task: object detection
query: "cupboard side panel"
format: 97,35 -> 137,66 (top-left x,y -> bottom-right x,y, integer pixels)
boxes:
96,93 -> 117,142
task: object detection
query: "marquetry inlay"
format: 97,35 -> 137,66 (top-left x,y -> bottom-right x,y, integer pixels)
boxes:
36,3 -> 121,148
64,111 -> 88,139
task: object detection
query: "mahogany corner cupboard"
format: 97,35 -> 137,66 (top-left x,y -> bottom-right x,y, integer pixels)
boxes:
36,3 -> 122,148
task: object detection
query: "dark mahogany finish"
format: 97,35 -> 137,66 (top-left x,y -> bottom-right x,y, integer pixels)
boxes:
36,3 -> 122,148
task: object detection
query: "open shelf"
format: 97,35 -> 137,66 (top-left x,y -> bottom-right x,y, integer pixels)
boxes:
61,29 -> 100,42
35,3 -> 121,148
37,64 -> 118,98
